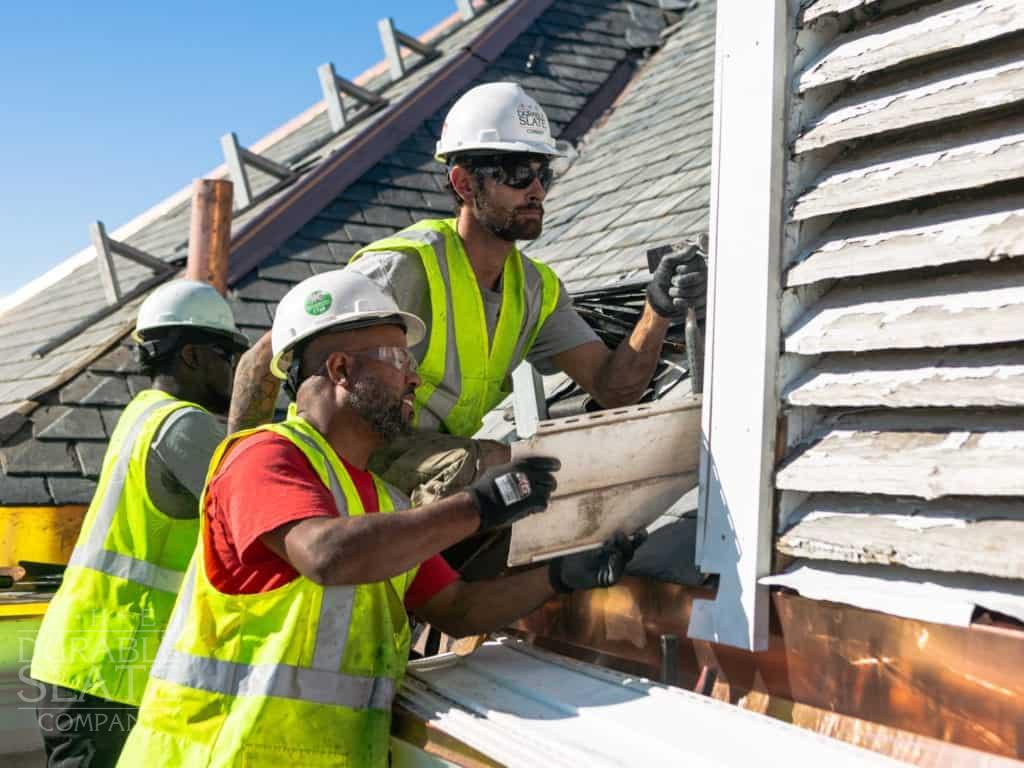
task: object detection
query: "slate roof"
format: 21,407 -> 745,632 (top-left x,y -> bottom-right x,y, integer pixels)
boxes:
0,0 -> 716,507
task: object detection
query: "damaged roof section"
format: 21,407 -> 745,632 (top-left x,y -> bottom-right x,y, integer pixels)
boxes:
0,0 -> 716,506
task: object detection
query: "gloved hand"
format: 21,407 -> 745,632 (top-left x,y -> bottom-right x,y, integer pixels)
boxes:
467,456 -> 561,532
548,530 -> 648,593
646,239 -> 708,321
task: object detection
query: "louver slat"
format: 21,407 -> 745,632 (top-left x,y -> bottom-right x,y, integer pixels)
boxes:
797,0 -> 1024,93
786,195 -> 1024,287
776,426 -> 1024,498
795,50 -> 1024,153
783,347 -> 1024,408
800,0 -> 890,25
792,119 -> 1024,221
778,494 -> 1024,579
784,265 -> 1024,354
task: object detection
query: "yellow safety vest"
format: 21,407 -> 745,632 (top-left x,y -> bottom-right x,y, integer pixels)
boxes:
352,218 -> 560,437
31,390 -> 205,705
118,416 -> 419,768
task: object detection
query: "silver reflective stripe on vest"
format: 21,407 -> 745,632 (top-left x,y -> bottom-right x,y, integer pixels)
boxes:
278,425 -> 359,672
152,564 -> 396,711
380,482 -> 410,512
68,398 -> 186,594
509,259 -> 548,367
391,228 -> 460,431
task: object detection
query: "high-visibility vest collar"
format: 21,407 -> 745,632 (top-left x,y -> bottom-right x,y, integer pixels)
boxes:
352,218 -> 560,437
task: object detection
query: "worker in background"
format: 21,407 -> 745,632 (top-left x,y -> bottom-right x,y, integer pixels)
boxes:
29,280 -> 249,768
117,271 -> 643,767
228,81 -> 705,573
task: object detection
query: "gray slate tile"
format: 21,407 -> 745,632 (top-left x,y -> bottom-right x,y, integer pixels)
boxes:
48,476 -> 99,506
3,436 -> 78,476
35,406 -> 106,441
0,474 -> 52,505
59,373 -> 132,407
76,442 -> 109,479
89,345 -> 143,376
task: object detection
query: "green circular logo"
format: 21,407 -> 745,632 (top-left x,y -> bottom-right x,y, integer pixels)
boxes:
304,290 -> 332,316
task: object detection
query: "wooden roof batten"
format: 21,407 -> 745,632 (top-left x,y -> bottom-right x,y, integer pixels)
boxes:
219,132 -> 299,211
28,220 -> 181,360
379,16 -> 442,82
317,62 -> 389,134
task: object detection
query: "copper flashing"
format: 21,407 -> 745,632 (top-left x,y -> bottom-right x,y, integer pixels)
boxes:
512,578 -> 1024,761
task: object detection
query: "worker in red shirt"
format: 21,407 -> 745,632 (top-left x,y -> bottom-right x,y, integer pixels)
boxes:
119,270 -> 643,767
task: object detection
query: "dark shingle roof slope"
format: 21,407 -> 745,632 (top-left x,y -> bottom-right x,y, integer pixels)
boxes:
0,0 -> 715,506
526,1 -> 715,289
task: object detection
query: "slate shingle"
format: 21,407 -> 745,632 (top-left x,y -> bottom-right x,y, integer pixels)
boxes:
0,474 -> 52,505
89,345 -> 143,376
48,477 -> 99,506
59,372 -> 132,407
34,406 -> 106,441
3,435 -> 78,476
75,442 -> 109,479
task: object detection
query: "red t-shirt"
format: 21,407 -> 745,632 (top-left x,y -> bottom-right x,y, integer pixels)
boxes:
203,431 -> 459,611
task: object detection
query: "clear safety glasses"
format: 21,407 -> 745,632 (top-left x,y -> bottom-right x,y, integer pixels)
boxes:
351,346 -> 418,375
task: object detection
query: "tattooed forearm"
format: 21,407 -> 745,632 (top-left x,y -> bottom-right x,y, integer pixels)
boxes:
228,331 -> 281,433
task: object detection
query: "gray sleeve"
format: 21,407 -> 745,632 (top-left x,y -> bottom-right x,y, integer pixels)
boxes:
525,278 -> 600,374
150,409 -> 225,501
347,250 -> 430,320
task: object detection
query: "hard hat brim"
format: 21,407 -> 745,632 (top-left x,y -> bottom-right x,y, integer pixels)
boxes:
269,310 -> 427,380
131,322 -> 251,350
435,138 -> 565,163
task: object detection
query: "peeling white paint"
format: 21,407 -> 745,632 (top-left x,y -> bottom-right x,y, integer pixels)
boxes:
816,132 -> 1024,189
786,266 -> 1024,353
793,508 -> 968,530
798,57 -> 1024,151
791,363 -> 1024,394
977,432 -> 1024,449
777,426 -> 1024,498
799,0 -> 1024,91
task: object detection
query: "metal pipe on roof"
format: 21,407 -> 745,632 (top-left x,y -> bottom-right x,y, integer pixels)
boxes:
186,179 -> 234,295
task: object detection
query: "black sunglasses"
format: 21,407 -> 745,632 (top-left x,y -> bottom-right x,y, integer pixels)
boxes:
470,157 -> 554,191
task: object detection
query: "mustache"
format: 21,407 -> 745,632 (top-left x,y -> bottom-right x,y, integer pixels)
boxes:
517,203 -> 544,214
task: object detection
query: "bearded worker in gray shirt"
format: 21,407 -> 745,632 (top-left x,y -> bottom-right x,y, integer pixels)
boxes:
30,279 -> 248,767
229,83 -> 705,578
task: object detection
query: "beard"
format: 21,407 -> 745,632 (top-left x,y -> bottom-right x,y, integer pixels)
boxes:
348,376 -> 413,441
473,185 -> 543,242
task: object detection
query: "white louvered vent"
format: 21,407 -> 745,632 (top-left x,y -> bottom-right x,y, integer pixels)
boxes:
776,0 -> 1024,584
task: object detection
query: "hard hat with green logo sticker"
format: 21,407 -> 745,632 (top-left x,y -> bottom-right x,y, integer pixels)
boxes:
270,270 -> 426,380
304,290 -> 332,316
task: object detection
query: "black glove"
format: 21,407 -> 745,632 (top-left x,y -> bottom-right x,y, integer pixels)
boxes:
548,530 -> 648,593
646,239 -> 708,321
467,456 -> 561,533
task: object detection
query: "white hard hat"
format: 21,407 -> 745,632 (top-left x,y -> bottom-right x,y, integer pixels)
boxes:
270,270 -> 427,380
435,82 -> 563,162
133,279 -> 249,348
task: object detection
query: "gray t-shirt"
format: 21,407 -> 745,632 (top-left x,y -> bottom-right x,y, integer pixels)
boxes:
349,250 -> 598,374
145,408 -> 224,520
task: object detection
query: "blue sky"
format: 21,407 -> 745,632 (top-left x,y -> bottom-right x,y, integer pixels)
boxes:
0,0 -> 455,298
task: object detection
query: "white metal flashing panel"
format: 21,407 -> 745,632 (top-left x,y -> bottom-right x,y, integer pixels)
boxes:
509,398 -> 701,565
397,639 -> 907,767
692,0 -> 791,650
